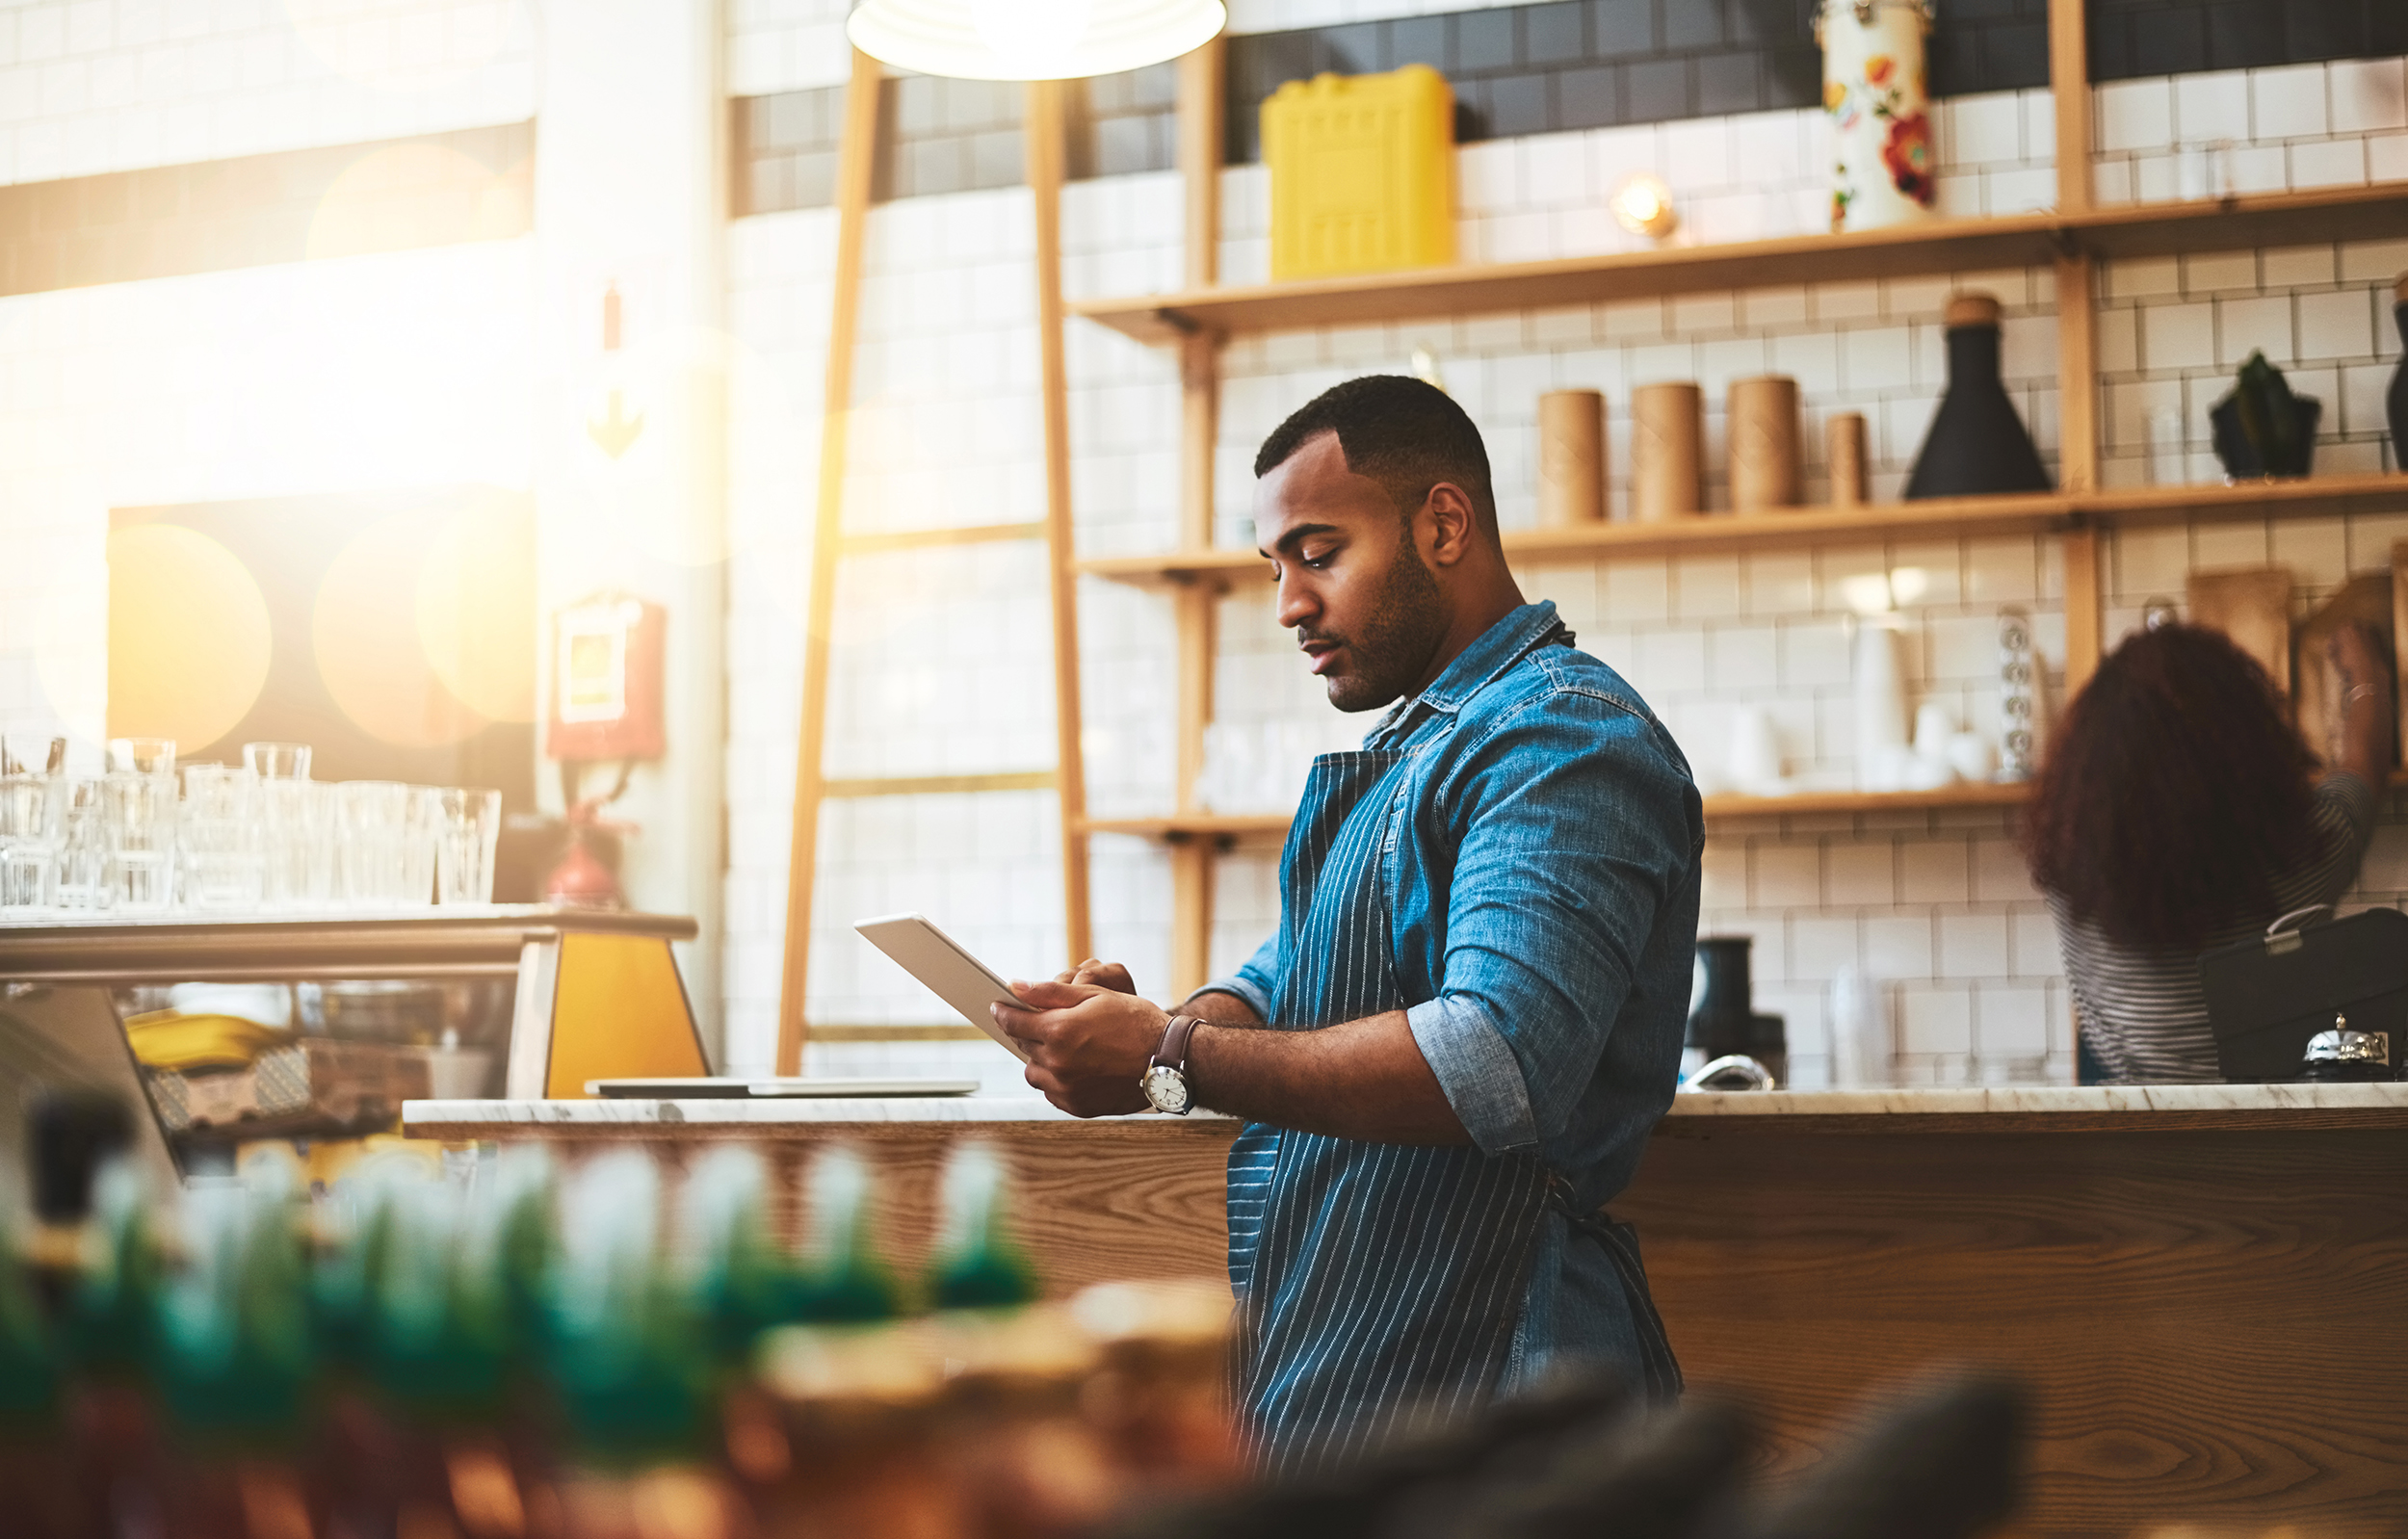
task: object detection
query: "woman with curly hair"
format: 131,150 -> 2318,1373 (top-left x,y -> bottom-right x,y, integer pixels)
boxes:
2023,621 -> 2395,1083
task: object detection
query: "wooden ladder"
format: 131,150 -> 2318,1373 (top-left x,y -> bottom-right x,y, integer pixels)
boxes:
772,52 -> 1100,1074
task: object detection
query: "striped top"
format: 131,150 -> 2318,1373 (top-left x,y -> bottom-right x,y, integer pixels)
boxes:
2048,771 -> 2378,1083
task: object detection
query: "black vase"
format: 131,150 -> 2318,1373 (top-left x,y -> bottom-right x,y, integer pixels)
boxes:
1688,936 -> 1786,1081
1904,302 -> 2053,500
2389,300 -> 2408,473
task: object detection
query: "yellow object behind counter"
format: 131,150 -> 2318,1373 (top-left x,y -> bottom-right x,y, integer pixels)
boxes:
542,931 -> 709,1098
1265,65 -> 1455,280
123,1009 -> 287,1072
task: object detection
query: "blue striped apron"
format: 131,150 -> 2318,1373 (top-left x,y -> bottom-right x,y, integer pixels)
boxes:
1227,742 -> 1681,1476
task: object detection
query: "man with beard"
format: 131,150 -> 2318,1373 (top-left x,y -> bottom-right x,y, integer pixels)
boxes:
993,375 -> 1702,1474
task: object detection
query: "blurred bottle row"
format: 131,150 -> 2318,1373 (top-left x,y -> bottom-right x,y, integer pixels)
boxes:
0,737 -> 499,917
0,1105 -> 1235,1539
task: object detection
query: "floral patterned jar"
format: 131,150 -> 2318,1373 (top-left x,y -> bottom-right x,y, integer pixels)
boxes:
1818,0 -> 1938,233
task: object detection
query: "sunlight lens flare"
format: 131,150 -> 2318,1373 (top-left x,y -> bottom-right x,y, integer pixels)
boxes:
106,526 -> 273,751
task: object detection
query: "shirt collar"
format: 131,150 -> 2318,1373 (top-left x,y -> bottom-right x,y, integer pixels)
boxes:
1368,600 -> 1568,742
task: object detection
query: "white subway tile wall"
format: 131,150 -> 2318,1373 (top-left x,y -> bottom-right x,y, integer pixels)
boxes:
722,55 -> 2408,1085
0,0 -> 538,185
725,0 -> 852,99
2091,59 -> 2408,205
2098,238 -> 2408,489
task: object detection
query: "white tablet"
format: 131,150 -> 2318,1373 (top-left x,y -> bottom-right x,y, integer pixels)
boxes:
853,912 -> 1033,1062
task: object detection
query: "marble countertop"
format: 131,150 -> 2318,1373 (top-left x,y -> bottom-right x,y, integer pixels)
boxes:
402,1081 -> 2408,1135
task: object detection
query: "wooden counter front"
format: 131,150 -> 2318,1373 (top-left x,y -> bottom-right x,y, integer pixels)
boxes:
406,1086 -> 2408,1534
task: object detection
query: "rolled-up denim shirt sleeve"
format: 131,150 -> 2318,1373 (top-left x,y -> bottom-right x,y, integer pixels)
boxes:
1195,930 -> 1280,1022
1407,995 -> 1535,1152
1414,691 -> 1693,1157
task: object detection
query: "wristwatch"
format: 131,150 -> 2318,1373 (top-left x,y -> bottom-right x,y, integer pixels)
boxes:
1139,1014 -> 1203,1115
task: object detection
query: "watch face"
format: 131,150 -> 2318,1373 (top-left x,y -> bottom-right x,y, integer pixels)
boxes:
1141,1064 -> 1191,1114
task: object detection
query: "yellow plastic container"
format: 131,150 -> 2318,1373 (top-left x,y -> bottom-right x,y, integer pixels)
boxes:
1264,65 -> 1455,280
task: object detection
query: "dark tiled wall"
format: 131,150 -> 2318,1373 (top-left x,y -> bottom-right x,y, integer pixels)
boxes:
2088,0 -> 2408,80
1223,0 -> 1826,158
735,0 -> 2408,220
731,64 -> 1178,217
0,123 -> 533,300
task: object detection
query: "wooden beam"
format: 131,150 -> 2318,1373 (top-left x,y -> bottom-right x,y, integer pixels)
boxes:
837,521 -> 1044,555
1169,36 -> 1225,999
2055,256 -> 2099,495
2063,526 -> 2104,698
774,46 -> 882,1077
1177,35 -> 1223,294
821,770 -> 1057,798
1028,77 -> 1093,966
2050,0 -> 2092,215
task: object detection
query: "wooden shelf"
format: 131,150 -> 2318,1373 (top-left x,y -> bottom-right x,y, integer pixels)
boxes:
1076,473 -> 2408,587
1071,183 -> 2408,345
1083,812 -> 1292,845
1701,782 -> 2028,819
1083,783 -> 2028,846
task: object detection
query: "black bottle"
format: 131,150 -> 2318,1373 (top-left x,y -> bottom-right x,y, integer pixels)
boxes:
2388,275 -> 2408,472
1905,293 -> 2053,500
1688,936 -> 1786,1086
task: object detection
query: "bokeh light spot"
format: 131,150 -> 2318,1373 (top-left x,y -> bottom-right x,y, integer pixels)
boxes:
416,496 -> 537,723
106,525 -> 274,750
314,512 -> 489,748
306,143 -> 527,263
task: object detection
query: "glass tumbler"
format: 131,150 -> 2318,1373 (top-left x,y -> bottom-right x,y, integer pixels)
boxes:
0,773 -> 60,910
245,743 -> 316,911
107,738 -> 177,779
432,788 -> 502,905
55,775 -> 114,911
103,770 -> 177,913
401,787 -> 441,907
336,781 -> 412,908
242,742 -> 311,780
179,764 -> 262,912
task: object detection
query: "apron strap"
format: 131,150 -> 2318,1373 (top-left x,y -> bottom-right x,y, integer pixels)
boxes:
1547,1171 -> 1685,1405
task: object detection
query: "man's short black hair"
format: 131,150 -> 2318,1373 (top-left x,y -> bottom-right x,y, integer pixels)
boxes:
1253,374 -> 1498,535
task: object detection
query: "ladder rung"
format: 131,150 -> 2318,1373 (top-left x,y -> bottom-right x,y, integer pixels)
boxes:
821,770 -> 1057,798
837,522 -> 1044,556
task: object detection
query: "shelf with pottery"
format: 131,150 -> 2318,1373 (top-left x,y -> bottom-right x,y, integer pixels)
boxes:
1081,781 -> 2031,848
1070,181 -> 2408,347
1076,471 -> 2408,589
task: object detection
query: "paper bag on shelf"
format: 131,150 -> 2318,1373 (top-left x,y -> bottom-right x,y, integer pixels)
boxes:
2186,566 -> 2294,697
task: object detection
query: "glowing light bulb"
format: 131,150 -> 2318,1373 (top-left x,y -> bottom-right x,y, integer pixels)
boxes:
972,0 -> 1092,76
1610,173 -> 1679,241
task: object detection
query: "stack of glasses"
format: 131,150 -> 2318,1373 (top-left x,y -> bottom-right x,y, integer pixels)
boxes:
0,735 -> 502,918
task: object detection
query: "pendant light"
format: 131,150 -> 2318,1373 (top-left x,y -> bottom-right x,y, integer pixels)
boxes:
846,0 -> 1226,81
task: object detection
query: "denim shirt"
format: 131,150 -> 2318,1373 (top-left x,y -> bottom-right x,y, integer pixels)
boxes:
1203,599 -> 1703,1379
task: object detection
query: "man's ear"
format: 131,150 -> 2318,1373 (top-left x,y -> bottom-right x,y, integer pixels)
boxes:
1423,481 -> 1480,567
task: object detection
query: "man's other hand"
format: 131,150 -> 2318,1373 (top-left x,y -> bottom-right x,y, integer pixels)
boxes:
1054,957 -> 1138,994
993,976 -> 1165,1118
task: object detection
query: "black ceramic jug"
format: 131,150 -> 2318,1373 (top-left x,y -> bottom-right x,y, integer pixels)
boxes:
1905,293 -> 2053,500
1688,935 -> 1787,1083
2388,274 -> 2408,470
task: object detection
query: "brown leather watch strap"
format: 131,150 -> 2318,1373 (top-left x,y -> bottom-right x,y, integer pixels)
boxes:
1151,1014 -> 1201,1073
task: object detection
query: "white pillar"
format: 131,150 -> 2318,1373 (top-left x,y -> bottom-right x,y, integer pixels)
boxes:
533,0 -> 728,1055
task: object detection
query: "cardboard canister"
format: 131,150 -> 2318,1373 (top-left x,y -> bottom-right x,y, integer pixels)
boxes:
1827,411 -> 1871,506
1631,382 -> 1704,521
1537,390 -> 1607,527
1727,376 -> 1802,511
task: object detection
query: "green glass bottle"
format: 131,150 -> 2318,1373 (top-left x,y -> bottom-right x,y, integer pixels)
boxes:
683,1145 -> 801,1368
927,1140 -> 1040,1313
0,1196 -> 76,1538
795,1145 -> 898,1325
152,1163 -> 321,1539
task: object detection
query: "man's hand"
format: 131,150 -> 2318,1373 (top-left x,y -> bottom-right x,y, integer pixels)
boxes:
1054,957 -> 1138,994
993,976 -> 1167,1118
